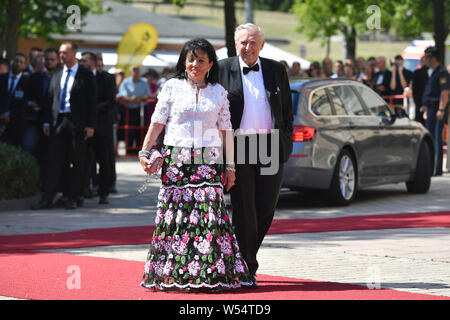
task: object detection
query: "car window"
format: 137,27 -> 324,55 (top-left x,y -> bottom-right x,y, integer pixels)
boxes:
310,88 -> 332,116
333,85 -> 366,115
327,88 -> 347,115
354,85 -> 393,117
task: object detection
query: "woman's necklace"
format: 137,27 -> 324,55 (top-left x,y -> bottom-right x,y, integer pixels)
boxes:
187,77 -> 207,108
187,77 -> 206,89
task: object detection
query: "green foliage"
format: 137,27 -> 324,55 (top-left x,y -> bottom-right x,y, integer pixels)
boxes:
252,0 -> 294,12
171,0 -> 188,8
391,0 -> 450,39
0,0 -> 105,42
291,0 -> 395,41
0,143 -> 40,200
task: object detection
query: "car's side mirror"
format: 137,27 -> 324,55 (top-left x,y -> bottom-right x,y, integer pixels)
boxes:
394,106 -> 408,118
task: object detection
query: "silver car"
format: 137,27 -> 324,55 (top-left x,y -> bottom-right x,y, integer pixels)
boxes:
283,79 -> 435,206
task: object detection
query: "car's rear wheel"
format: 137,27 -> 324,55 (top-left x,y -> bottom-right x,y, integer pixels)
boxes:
328,149 -> 357,206
406,142 -> 431,194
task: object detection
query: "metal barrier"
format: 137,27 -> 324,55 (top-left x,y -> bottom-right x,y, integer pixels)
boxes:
380,94 -> 406,107
115,97 -> 157,157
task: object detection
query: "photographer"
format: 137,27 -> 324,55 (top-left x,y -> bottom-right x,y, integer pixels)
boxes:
390,55 -> 412,108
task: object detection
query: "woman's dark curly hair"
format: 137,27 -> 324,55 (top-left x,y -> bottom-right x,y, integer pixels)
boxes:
173,38 -> 219,84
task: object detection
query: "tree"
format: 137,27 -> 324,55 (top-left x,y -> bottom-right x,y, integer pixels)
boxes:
171,0 -> 238,57
291,0 -> 394,60
224,0 -> 237,57
0,0 -> 105,60
391,0 -> 449,64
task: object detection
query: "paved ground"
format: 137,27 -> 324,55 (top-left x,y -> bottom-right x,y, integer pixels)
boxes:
1,158 -> 450,299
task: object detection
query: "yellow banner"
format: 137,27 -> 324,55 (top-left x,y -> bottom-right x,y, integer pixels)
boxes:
116,23 -> 158,77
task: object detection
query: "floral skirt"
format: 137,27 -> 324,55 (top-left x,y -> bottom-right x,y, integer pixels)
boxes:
140,145 -> 253,291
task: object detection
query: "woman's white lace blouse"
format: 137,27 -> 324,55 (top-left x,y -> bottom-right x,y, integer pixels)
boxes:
151,78 -> 232,148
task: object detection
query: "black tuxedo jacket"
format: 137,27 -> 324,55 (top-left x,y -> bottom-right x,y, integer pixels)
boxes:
44,65 -> 97,130
27,70 -> 52,123
218,56 -> 293,164
0,72 -> 31,145
94,70 -> 116,137
0,72 -> 30,117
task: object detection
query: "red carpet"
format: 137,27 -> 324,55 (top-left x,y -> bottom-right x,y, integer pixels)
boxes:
0,252 -> 447,300
1,211 -> 450,251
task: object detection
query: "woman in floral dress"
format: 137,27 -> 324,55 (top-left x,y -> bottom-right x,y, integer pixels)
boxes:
138,38 -> 253,292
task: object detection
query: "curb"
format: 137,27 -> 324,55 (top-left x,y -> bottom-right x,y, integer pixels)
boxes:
0,196 -> 38,212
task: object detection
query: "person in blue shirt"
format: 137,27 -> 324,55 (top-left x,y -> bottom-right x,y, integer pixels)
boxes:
421,47 -> 450,176
117,66 -> 151,154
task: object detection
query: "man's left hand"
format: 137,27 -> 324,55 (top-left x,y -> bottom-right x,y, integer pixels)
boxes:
84,127 -> 95,140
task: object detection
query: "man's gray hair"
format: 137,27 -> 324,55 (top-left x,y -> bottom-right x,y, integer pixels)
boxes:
234,23 -> 265,41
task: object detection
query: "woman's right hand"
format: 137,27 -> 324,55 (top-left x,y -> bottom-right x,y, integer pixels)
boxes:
139,156 -> 152,175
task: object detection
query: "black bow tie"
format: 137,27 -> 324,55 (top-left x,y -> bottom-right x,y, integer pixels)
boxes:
243,63 -> 259,75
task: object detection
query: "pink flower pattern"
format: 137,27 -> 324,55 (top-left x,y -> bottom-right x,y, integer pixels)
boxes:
142,146 -> 251,290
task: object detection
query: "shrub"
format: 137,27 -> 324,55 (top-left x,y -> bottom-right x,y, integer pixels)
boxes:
0,142 -> 40,200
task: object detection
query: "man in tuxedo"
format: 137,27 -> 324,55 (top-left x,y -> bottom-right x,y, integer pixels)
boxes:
80,51 -> 115,204
0,53 -> 30,147
218,23 -> 293,288
32,41 -> 97,210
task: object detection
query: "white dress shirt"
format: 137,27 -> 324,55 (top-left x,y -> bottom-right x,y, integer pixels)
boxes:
238,56 -> 274,134
4,72 -> 23,115
8,72 -> 22,94
59,63 -> 79,113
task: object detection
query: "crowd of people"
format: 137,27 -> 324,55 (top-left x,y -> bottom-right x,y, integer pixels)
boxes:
282,55 -> 417,102
0,43 -> 172,209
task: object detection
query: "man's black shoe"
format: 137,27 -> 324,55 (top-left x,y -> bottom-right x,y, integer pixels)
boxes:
55,196 -> 68,208
65,200 -> 77,210
31,198 -> 53,210
99,195 -> 109,204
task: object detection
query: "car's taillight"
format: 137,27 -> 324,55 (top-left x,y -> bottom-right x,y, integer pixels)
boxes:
293,126 -> 315,142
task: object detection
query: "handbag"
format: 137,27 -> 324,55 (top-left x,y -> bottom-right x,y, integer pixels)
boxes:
147,149 -> 163,174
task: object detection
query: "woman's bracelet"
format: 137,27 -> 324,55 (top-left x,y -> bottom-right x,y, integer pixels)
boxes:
225,162 -> 236,172
138,149 -> 155,159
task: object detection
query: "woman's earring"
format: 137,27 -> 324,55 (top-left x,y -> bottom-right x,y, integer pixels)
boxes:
206,69 -> 210,79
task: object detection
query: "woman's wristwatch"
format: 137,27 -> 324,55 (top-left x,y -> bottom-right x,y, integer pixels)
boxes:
138,149 -> 155,159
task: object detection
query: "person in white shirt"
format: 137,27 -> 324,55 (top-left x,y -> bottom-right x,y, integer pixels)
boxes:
138,38 -> 253,293
218,23 -> 293,289
0,52 -> 30,147
32,41 -> 96,210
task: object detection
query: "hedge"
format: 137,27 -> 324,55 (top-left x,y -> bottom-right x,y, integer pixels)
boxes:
0,142 -> 40,200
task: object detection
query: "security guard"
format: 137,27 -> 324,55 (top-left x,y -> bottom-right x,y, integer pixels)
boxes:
422,46 -> 450,176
